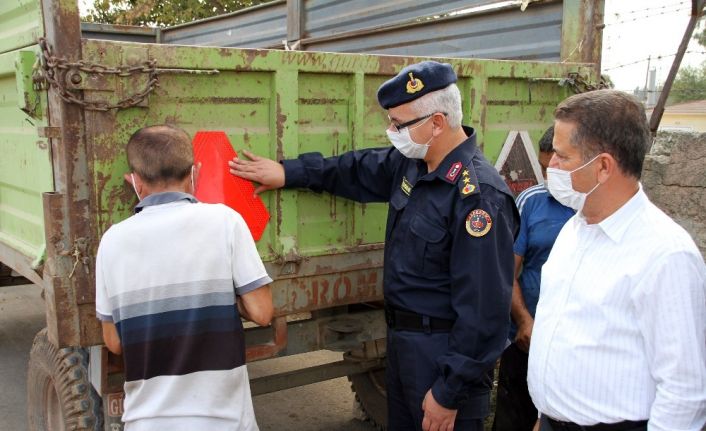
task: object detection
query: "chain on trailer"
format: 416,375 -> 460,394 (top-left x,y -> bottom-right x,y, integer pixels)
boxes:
559,72 -> 611,94
34,37 -> 159,111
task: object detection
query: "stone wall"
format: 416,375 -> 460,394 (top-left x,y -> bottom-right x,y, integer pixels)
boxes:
642,131 -> 706,259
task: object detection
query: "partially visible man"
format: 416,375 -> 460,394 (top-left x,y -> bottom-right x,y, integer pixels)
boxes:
528,90 -> 706,431
492,126 -> 574,431
229,61 -> 519,431
95,125 -> 273,431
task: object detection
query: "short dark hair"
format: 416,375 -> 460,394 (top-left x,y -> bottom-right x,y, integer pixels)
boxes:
539,126 -> 554,153
554,90 -> 649,179
126,125 -> 193,185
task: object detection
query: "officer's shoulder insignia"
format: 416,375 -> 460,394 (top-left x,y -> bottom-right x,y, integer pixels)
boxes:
406,72 -> 424,94
445,162 -> 463,182
466,209 -> 492,237
458,167 -> 479,198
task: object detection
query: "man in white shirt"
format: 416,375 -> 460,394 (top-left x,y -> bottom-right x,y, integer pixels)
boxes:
96,125 -> 273,430
527,90 -> 706,431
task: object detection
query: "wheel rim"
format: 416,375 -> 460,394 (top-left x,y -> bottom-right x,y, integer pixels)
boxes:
44,379 -> 65,431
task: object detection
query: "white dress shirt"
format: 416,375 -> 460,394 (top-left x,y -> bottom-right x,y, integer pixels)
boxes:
527,186 -> 706,430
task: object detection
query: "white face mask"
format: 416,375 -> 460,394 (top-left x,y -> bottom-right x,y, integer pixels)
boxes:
130,173 -> 141,201
386,116 -> 433,159
546,154 -> 601,211
190,165 -> 195,194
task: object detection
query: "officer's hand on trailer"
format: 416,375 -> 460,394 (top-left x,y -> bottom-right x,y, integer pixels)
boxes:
422,389 -> 457,431
229,150 -> 285,195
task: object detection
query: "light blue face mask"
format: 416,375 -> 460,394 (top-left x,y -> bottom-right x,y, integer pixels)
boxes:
546,154 -> 601,211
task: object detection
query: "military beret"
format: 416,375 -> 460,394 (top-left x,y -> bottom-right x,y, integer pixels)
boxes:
377,61 -> 457,110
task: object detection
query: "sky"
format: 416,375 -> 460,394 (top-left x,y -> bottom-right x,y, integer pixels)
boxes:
79,0 -> 705,93
602,0 -> 705,92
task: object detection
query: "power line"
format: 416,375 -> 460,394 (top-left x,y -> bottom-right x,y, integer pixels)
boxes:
611,1 -> 687,17
603,51 -> 706,71
604,6 -> 690,26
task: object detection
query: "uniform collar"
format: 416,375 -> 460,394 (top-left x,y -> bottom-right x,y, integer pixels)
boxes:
134,191 -> 198,213
427,126 -> 477,184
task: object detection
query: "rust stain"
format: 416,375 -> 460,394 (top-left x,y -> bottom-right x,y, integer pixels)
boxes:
480,94 -> 487,131
538,105 -> 547,120
376,56 -> 409,75
298,98 -> 345,105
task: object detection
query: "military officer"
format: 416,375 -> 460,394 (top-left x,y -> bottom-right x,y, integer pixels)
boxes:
229,61 -> 519,431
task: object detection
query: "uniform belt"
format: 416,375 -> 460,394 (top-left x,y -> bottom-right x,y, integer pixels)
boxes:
384,305 -> 454,333
546,416 -> 647,431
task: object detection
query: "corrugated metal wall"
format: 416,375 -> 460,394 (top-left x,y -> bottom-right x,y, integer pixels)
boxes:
81,23 -> 159,44
155,0 -> 564,61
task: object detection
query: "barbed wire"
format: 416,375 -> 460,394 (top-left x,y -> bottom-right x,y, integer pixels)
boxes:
604,6 -> 690,27
603,51 -> 706,71
611,1 -> 687,17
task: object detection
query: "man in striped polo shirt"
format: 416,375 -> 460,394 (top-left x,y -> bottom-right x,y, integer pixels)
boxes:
96,125 -> 273,431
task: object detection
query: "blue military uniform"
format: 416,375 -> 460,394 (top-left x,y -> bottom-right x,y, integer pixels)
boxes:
282,62 -> 519,430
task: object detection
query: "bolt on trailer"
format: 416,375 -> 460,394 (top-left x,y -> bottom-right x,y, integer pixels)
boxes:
0,0 -> 603,429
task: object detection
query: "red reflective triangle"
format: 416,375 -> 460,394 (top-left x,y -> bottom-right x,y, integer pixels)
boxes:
192,131 -> 270,241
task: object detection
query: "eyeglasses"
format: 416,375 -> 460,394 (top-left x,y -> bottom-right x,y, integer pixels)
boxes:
388,112 -> 447,132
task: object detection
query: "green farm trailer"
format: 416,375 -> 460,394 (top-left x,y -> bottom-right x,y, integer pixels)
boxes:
0,0 -> 602,429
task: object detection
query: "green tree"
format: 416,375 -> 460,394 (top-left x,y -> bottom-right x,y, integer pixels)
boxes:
670,65 -> 706,103
83,0 -> 271,27
668,16 -> 706,103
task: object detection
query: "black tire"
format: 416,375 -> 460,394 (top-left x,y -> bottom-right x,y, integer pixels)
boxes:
27,328 -> 103,431
350,367 -> 387,431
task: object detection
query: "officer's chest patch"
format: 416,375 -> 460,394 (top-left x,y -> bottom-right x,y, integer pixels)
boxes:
401,176 -> 413,196
466,209 -> 492,237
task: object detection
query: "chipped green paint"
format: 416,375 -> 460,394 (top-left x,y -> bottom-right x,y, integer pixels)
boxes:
0,48 -> 52,267
0,0 -> 44,55
81,40 -> 594,263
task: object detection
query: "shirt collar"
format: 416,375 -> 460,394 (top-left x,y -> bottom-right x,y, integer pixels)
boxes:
595,184 -> 647,243
134,191 -> 198,213
427,126 -> 478,184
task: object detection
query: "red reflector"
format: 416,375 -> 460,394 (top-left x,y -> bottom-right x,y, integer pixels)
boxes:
192,131 -> 270,241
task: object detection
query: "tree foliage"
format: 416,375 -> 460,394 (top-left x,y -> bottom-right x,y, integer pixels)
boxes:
83,0 -> 272,27
670,65 -> 706,104
668,16 -> 706,103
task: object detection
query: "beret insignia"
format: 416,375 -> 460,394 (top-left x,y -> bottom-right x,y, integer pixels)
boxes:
406,72 -> 425,94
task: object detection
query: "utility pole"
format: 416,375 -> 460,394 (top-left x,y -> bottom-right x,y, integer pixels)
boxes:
642,56 -> 651,105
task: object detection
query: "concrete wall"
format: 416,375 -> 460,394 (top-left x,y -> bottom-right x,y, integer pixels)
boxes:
642,131 -> 706,259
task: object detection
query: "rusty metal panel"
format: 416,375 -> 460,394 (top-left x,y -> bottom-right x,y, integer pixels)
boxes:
0,0 -> 44,54
80,23 -> 159,44
161,1 -> 287,48
39,0 -> 97,348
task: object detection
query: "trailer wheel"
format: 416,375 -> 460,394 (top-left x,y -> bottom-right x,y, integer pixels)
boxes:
27,328 -> 103,431
350,367 -> 387,430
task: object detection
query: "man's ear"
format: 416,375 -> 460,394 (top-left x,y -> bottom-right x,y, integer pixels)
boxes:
123,173 -> 134,185
596,153 -> 616,184
432,112 -> 446,136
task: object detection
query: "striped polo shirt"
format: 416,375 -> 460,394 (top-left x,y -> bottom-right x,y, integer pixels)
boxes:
95,192 -> 271,430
